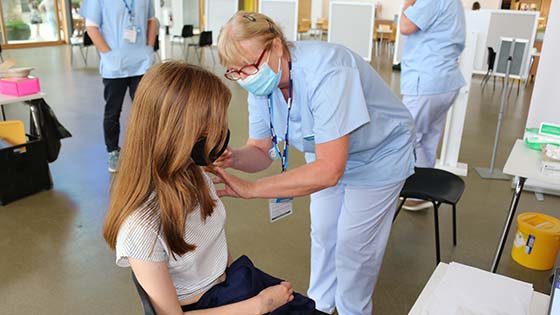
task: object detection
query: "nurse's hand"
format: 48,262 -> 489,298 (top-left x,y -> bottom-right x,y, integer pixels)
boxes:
213,146 -> 233,168
209,166 -> 255,199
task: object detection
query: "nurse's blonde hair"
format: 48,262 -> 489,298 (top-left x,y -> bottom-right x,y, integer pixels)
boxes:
218,11 -> 292,68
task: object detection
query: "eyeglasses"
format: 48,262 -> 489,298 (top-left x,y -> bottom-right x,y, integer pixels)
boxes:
224,48 -> 267,81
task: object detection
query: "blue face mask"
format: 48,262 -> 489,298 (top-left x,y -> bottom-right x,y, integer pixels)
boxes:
238,53 -> 282,97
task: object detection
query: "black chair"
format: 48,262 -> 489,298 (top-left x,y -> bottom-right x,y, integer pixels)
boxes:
180,24 -> 194,58
481,47 -> 497,91
131,272 -> 156,315
0,44 -> 4,62
188,31 -> 216,66
393,168 -> 465,264
71,30 -> 95,66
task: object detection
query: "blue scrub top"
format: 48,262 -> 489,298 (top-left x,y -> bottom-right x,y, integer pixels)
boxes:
248,41 -> 415,188
400,0 -> 466,96
81,0 -> 155,79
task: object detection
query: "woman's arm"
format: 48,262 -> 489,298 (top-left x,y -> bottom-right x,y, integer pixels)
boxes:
128,258 -> 293,315
212,135 -> 348,199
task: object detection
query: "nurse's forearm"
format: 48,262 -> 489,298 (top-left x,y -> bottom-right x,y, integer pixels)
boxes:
86,26 -> 111,53
231,145 -> 273,173
147,18 -> 157,47
251,160 -> 343,199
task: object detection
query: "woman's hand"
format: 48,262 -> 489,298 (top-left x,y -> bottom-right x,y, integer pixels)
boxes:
213,146 -> 234,168
209,166 -> 256,199
257,282 -> 295,314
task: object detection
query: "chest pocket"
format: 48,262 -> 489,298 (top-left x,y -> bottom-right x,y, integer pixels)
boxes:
303,135 -> 315,153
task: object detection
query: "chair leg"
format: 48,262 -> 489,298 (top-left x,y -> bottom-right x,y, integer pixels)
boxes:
481,69 -> 490,87
452,204 -> 457,246
210,47 -> 217,67
493,74 -> 496,91
393,198 -> 406,223
433,201 -> 441,264
83,47 -> 88,66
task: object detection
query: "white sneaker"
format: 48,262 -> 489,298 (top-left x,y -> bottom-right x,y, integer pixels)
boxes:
108,150 -> 119,173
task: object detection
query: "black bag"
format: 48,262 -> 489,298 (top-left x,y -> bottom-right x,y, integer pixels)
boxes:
28,99 -> 71,163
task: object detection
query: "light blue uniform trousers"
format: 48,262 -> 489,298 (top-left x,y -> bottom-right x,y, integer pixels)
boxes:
307,180 -> 405,315
403,90 -> 460,168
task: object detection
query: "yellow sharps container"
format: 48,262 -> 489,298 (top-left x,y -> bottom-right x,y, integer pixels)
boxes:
512,212 -> 560,270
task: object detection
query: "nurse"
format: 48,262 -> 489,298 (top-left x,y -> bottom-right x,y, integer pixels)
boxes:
399,0 -> 466,210
213,12 -> 415,315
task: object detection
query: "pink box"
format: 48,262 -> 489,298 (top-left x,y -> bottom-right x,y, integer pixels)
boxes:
0,77 -> 41,96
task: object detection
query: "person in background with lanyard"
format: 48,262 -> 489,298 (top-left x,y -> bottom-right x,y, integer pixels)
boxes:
399,0 -> 466,210
213,12 -> 415,315
81,0 -> 157,172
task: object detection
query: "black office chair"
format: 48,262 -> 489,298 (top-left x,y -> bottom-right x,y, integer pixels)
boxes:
131,272 -> 156,315
394,168 -> 465,264
481,47 -> 497,91
188,31 -> 216,66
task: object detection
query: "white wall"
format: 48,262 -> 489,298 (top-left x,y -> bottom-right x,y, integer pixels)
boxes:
321,0 -> 502,21
311,0 -> 323,24
463,0 -> 501,10
525,0 -> 560,127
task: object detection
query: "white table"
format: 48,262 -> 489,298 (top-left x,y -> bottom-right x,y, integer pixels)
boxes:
491,139 -> 560,273
0,92 -> 46,136
409,263 -> 550,315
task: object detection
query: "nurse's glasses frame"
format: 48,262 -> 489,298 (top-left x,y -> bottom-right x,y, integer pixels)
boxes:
224,47 -> 267,81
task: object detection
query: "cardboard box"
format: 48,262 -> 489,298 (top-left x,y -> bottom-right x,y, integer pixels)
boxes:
0,77 -> 40,96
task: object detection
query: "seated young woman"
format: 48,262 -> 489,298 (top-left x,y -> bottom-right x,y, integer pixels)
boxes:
102,62 -> 321,315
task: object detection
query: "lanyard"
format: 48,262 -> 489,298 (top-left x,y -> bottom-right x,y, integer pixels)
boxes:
268,61 -> 293,172
122,0 -> 135,23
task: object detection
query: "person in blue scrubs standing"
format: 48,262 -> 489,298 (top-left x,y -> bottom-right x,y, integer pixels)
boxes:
81,0 -> 157,172
400,0 -> 466,210
212,12 -> 415,315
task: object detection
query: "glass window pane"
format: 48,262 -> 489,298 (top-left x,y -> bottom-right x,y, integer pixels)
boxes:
2,0 -> 66,44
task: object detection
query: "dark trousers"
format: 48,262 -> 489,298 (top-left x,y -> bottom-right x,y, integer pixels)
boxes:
102,76 -> 142,152
181,256 -> 324,315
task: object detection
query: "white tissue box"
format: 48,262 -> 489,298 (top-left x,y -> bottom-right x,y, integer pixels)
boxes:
541,159 -> 560,177
541,146 -> 560,177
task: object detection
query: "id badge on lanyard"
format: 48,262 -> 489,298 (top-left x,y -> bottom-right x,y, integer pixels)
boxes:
267,65 -> 294,223
122,0 -> 138,43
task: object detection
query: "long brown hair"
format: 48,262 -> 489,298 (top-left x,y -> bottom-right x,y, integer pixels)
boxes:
103,62 -> 231,256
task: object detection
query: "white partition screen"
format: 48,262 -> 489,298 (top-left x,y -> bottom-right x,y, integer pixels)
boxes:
328,1 -> 375,61
205,0 -> 238,44
466,10 -> 538,78
259,0 -> 299,42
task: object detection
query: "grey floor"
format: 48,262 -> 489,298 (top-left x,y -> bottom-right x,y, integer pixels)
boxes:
0,43 -> 558,315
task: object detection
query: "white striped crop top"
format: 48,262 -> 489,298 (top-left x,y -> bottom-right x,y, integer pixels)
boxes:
115,172 -> 228,302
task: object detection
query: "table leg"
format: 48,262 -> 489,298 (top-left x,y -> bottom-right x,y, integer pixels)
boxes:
490,176 -> 526,273
1,104 -> 5,121
28,102 -> 42,138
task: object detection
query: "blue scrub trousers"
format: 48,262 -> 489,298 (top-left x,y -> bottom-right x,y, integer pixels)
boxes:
307,181 -> 404,315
